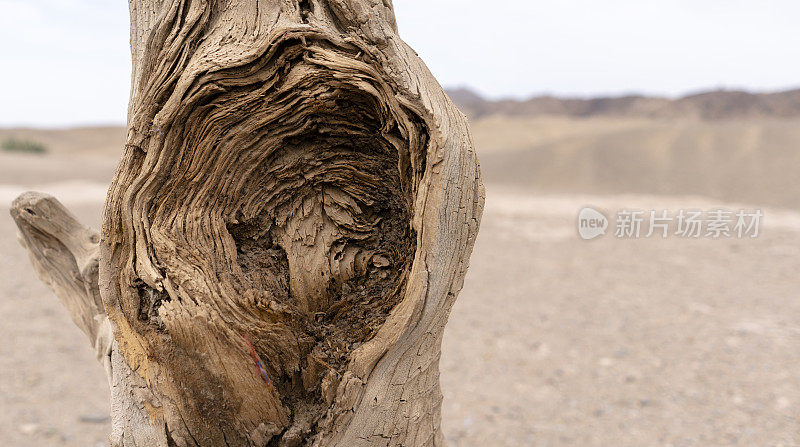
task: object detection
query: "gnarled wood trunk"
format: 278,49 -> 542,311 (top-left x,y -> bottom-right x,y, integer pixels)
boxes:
11,0 -> 483,445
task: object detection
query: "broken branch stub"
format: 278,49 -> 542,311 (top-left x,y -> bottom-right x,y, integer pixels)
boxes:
12,1 -> 483,446
10,193 -> 113,375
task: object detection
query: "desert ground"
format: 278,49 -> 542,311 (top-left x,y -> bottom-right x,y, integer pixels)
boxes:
2,115 -> 800,446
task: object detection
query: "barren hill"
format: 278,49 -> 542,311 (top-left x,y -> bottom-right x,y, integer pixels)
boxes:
448,87 -> 800,120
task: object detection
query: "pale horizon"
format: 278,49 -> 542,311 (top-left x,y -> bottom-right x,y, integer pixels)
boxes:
1,0 -> 799,127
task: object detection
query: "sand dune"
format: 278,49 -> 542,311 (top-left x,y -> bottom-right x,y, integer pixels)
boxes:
473,116 -> 800,210
4,114 -> 798,210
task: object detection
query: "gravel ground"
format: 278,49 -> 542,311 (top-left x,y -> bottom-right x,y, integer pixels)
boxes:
442,188 -> 800,446
2,182 -> 800,446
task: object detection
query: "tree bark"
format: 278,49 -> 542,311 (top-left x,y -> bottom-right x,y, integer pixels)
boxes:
11,0 -> 483,446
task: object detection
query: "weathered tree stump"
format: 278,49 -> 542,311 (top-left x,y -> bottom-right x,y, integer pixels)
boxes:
11,1 -> 483,445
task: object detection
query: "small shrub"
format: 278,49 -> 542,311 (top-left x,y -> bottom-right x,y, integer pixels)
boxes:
1,138 -> 47,154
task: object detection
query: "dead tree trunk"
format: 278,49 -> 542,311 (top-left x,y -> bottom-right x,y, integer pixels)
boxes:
11,0 -> 483,445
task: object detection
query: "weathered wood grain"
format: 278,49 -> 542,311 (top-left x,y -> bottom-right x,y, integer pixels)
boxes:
12,1 -> 483,445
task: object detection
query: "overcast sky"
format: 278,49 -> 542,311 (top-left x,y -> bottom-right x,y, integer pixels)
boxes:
1,0 -> 799,127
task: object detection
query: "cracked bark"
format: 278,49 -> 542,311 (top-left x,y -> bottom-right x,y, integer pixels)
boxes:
10,0 -> 483,445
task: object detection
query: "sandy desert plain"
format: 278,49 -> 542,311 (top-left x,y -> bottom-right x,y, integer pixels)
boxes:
2,98 -> 800,446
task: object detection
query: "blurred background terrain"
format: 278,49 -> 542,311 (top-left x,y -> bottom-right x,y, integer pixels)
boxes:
2,87 -> 800,446
2,0 -> 800,446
